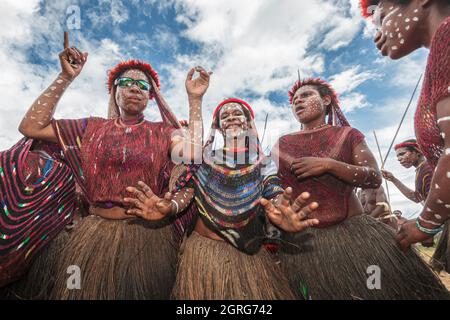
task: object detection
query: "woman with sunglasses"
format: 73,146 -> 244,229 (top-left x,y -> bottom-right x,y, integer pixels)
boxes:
1,31 -> 193,299
359,0 -> 450,273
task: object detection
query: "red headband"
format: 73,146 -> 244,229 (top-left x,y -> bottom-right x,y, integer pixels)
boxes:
360,0 -> 376,18
107,59 -> 160,100
213,98 -> 255,120
394,141 -> 419,151
288,77 -> 339,106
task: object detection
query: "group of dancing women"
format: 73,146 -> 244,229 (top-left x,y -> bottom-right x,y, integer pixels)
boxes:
0,0 -> 449,300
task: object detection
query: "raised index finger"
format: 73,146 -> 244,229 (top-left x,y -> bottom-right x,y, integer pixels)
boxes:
64,31 -> 70,49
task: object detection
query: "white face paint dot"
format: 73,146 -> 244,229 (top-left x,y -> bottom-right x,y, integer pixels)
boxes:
395,28 -> 400,32
391,46 -> 398,50
56,79 -> 63,84
446,204 -> 450,209
437,199 -> 444,204
414,9 -> 418,13
405,25 -> 410,30
447,171 -> 450,179
398,33 -> 402,38
400,39 -> 405,44
435,184 -> 440,189
390,33 -> 394,38
398,13 -> 402,17
435,214 -> 442,220
412,17 -> 419,22
405,18 -> 410,22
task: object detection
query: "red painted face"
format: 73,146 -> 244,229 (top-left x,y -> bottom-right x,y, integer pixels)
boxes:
373,0 -> 424,59
291,85 -> 328,124
115,69 -> 150,115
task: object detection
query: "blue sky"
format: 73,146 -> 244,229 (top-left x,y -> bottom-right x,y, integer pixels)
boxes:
0,0 -> 430,217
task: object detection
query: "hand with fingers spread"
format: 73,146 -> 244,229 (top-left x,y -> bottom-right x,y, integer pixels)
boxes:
291,157 -> 334,180
59,31 -> 88,81
185,66 -> 212,99
123,181 -> 173,221
260,187 -> 320,233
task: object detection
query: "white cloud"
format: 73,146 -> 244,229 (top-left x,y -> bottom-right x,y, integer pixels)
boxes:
319,0 -> 364,51
0,0 -> 124,149
329,65 -> 376,94
340,92 -> 369,113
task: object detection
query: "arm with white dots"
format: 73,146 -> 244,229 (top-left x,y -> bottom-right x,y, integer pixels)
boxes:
18,74 -> 73,143
418,96 -> 450,228
388,177 -> 422,203
177,67 -> 211,164
170,187 -> 195,216
19,32 -> 86,143
327,140 -> 382,189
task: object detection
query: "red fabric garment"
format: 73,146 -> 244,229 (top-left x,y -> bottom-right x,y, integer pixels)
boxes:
415,161 -> 434,202
415,17 -> 450,168
276,126 -> 365,228
53,117 -> 175,205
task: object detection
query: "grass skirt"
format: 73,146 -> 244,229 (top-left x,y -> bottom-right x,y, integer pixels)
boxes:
48,215 -> 178,299
279,215 -> 449,300
0,230 -> 70,299
171,231 -> 296,300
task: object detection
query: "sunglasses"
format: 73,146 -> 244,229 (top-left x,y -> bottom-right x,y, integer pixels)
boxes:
114,77 -> 151,91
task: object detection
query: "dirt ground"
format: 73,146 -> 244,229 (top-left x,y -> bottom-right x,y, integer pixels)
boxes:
416,244 -> 450,290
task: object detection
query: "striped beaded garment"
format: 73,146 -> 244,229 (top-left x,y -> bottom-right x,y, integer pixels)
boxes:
174,98 -> 284,255
0,138 -> 75,287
